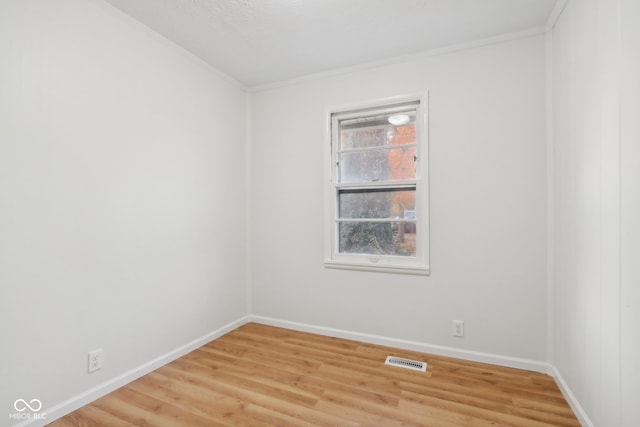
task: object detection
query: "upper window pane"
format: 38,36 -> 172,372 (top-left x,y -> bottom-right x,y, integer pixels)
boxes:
338,146 -> 416,183
337,107 -> 417,184
338,110 -> 417,150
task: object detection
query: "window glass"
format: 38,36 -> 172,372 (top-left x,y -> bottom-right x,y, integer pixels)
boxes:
338,189 -> 416,219
338,222 -> 416,256
338,146 -> 416,183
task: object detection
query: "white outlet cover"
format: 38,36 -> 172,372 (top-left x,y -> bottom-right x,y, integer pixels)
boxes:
88,348 -> 103,373
452,320 -> 464,337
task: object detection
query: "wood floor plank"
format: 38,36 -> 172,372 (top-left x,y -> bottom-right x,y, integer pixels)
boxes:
126,372 -> 252,425
48,323 -> 579,426
157,360 -> 352,426
399,395 -> 551,427
92,388 -> 217,427
48,404 -> 133,427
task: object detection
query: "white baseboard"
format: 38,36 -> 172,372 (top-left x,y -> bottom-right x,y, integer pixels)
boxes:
20,316 -> 249,427
249,315 -> 551,374
548,365 -> 594,427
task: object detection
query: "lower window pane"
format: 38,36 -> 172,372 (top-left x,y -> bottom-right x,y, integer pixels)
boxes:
339,222 -> 416,256
339,188 -> 415,219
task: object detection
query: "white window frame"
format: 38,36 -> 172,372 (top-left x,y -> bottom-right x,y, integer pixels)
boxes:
324,93 -> 430,275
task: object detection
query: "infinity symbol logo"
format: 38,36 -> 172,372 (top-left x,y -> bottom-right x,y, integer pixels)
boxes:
14,399 -> 42,412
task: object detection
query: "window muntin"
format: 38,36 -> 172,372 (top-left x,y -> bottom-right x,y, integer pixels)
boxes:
326,96 -> 429,274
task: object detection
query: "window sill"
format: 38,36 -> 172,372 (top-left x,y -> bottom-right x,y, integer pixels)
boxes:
324,259 -> 430,276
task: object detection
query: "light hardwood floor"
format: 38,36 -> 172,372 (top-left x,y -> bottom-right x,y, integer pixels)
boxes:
49,323 -> 579,426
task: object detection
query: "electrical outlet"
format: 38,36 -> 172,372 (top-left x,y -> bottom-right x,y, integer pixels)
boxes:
88,348 -> 103,373
452,320 -> 464,337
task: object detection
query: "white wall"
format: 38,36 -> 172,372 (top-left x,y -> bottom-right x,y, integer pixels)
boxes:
0,0 -> 247,422
552,0 -> 640,425
620,0 -> 640,424
250,36 -> 548,361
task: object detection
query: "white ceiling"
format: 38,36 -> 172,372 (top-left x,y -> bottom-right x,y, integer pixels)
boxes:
103,0 -> 559,88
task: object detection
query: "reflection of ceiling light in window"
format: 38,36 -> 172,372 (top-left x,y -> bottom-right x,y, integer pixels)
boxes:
388,114 -> 410,126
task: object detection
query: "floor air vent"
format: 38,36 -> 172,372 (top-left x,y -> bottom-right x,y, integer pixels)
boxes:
384,356 -> 427,372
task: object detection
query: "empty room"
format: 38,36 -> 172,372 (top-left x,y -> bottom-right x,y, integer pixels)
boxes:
1,0 -> 638,426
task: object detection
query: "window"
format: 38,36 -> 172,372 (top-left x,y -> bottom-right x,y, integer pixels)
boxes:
324,94 -> 429,275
